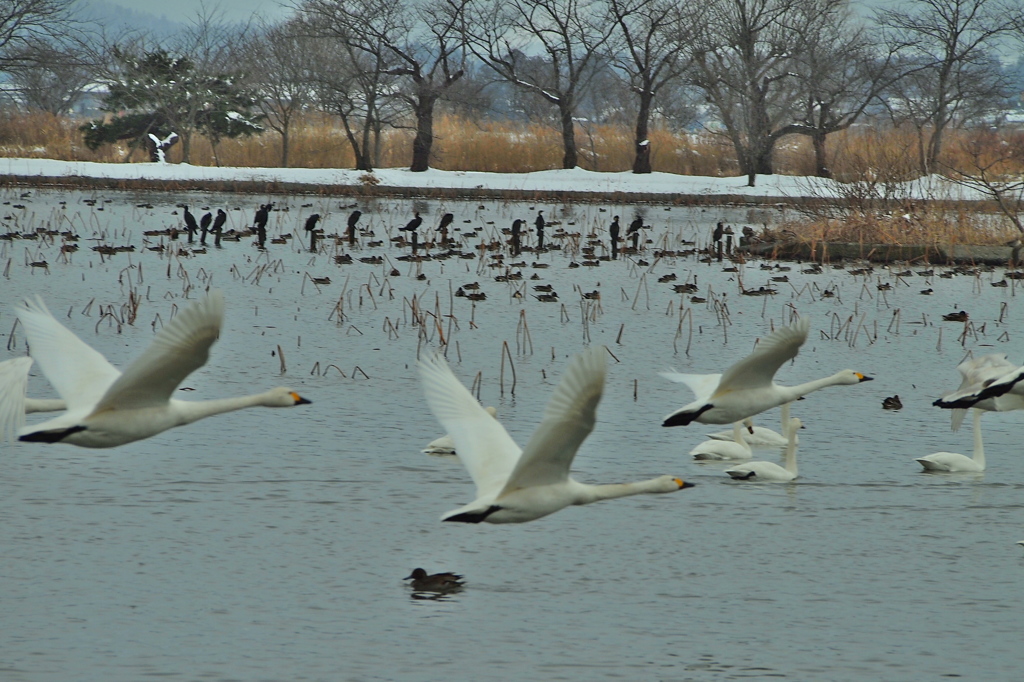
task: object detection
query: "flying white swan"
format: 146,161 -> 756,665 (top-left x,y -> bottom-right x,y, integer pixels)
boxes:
705,402 -> 798,446
725,418 -> 802,481
689,421 -> 753,460
933,354 -> 1024,428
418,346 -> 694,524
13,291 -> 311,448
423,406 -> 498,455
916,409 -> 985,472
0,357 -> 66,444
661,317 -> 872,426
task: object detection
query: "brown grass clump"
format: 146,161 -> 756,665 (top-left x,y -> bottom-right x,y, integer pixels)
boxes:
0,107 -> 122,162
782,204 -> 1017,249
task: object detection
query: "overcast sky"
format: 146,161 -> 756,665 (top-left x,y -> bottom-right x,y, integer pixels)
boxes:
94,0 -> 885,26
96,0 -> 293,24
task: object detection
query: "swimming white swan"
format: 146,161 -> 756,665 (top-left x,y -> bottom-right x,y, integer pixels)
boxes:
725,418 -> 802,481
0,357 -> 66,444
418,346 -> 694,524
423,406 -> 498,455
916,409 -> 985,472
933,354 -> 1024,429
662,317 -> 872,426
705,402 -> 798,446
14,291 -> 311,448
690,421 -> 753,460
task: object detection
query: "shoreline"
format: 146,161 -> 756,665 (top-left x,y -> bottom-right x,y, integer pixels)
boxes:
745,241 -> 1016,266
0,172 -> 1008,214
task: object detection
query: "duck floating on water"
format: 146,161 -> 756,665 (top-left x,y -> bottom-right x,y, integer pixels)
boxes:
404,568 -> 464,592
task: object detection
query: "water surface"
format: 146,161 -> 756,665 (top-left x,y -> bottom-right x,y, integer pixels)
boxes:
2,188 -> 1022,681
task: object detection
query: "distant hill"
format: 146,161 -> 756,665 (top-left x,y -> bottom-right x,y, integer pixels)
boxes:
75,0 -> 188,40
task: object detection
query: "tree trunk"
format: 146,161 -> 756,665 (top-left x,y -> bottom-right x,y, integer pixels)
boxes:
373,119 -> 383,167
280,125 -> 290,168
559,106 -> 577,169
926,123 -> 944,172
748,83 -> 774,175
812,131 -> 830,178
358,109 -> 374,171
632,90 -> 652,174
339,111 -> 372,171
180,132 -> 191,164
752,144 -> 774,175
410,94 -> 436,172
915,124 -> 928,175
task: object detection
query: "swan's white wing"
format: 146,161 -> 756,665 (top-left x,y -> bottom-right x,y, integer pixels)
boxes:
955,354 -> 1015,391
659,371 -> 722,401
15,297 -> 121,412
501,346 -> 606,493
715,317 -> 810,394
418,353 -> 521,499
0,357 -> 32,444
92,291 -> 224,412
946,355 -> 1017,430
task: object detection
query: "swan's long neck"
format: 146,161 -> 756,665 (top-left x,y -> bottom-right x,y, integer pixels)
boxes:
25,398 -> 66,414
784,423 -> 798,476
784,373 -> 854,401
577,478 -> 674,503
971,408 -> 985,468
175,391 -> 280,424
780,402 -> 791,435
733,421 -> 749,447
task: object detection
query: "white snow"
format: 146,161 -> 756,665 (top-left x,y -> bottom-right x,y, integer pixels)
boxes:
0,157 -> 992,201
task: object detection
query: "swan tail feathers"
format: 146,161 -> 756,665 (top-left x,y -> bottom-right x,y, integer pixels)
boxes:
662,403 -> 712,427
442,505 -> 501,523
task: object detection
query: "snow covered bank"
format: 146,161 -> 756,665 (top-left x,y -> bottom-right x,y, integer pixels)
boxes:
0,157 -> 989,203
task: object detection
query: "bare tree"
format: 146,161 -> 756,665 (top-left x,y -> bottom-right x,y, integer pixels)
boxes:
170,8 -> 256,163
302,0 -> 468,172
4,38 -> 95,114
877,0 -> 1017,174
942,130 -> 1024,235
784,5 -> 899,178
0,0 -> 75,70
467,0 -> 618,169
241,19 -> 320,167
307,25 -> 400,171
609,0 -> 698,173
688,0 -> 817,181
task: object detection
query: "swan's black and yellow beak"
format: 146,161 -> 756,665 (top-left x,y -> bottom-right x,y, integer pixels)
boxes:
674,479 -> 696,490
291,392 -> 312,405
856,373 -> 874,382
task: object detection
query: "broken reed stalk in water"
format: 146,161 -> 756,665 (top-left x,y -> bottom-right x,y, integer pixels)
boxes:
499,341 -> 516,396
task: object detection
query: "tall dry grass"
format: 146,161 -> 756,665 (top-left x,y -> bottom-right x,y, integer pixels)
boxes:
3,108 -> 1023,183
782,207 -> 1018,248
0,109 -> 840,175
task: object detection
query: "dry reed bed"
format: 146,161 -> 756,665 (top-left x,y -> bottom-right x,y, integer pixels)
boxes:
5,109 -> 1024,180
